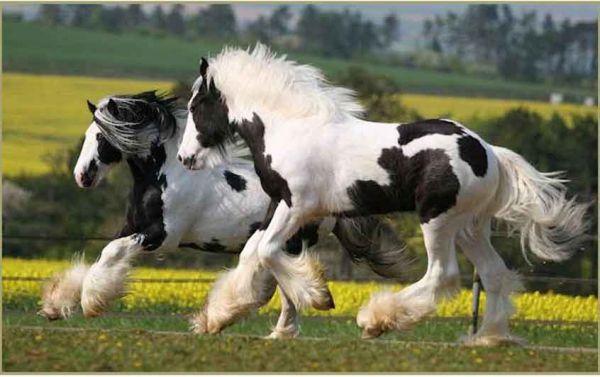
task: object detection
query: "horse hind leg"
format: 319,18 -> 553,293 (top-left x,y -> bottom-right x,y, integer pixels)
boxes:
457,219 -> 525,346
265,290 -> 300,339
357,216 -> 462,338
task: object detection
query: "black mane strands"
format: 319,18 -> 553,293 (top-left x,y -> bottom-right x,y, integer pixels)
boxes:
93,91 -> 183,156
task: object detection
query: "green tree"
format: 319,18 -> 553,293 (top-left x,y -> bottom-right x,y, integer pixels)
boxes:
166,4 -> 185,36
71,5 -> 93,28
269,5 -> 292,38
247,15 -> 271,43
97,6 -> 127,33
39,4 -> 65,26
150,5 -> 167,32
126,4 -> 147,30
193,4 -> 236,39
381,13 -> 400,48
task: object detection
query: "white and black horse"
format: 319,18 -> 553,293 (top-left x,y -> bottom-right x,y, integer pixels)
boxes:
40,90 -> 407,339
177,45 -> 590,344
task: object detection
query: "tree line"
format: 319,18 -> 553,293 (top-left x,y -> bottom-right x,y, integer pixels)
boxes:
35,4 -> 399,59
422,4 -> 597,85
28,4 -> 597,87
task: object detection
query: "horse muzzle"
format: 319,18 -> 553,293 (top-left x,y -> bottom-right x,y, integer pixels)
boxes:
75,171 -> 97,188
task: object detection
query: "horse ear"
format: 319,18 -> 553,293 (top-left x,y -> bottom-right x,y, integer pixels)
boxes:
87,100 -> 97,114
107,99 -> 119,115
200,58 -> 209,77
208,80 -> 218,95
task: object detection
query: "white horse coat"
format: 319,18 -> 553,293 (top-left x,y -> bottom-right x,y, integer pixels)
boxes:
177,45 -> 589,343
41,91 -> 407,339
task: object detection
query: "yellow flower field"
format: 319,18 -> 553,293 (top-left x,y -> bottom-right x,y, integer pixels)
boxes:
3,258 -> 597,322
401,93 -> 593,126
3,73 -> 594,177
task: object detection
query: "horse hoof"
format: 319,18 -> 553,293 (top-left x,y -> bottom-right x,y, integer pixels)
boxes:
82,306 -> 103,318
361,327 -> 384,339
462,334 -> 526,347
37,309 -> 63,321
265,328 -> 299,340
312,290 -> 335,311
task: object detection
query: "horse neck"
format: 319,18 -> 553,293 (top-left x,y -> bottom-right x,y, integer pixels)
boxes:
125,120 -> 183,182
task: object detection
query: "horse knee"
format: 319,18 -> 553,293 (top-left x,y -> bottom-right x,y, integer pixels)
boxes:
257,239 -> 279,268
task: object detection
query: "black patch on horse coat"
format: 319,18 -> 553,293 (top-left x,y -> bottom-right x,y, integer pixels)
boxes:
237,114 -> 293,207
259,200 -> 279,231
179,242 -> 202,250
285,222 -> 320,255
201,238 -> 227,253
117,143 -> 168,250
458,135 -> 488,177
346,147 -> 460,224
96,133 -> 122,165
397,119 -> 465,145
223,170 -> 247,192
190,81 -> 236,151
248,221 -> 262,237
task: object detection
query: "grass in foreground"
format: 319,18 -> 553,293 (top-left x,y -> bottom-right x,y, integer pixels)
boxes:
3,311 -> 598,349
3,313 -> 597,372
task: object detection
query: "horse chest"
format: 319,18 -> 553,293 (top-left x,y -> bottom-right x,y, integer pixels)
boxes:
122,152 -> 168,249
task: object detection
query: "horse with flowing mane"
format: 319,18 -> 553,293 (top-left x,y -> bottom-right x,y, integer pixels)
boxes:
39,90 -> 408,339
177,44 -> 590,344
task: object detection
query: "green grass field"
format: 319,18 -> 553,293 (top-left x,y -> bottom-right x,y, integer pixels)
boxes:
4,73 -> 593,177
4,20 -> 595,101
3,259 -> 597,371
3,312 -> 597,372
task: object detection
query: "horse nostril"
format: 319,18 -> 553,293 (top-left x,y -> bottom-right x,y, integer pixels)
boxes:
80,172 -> 94,187
182,156 -> 196,169
177,154 -> 182,162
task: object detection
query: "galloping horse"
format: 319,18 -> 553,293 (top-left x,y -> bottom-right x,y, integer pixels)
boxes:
40,91 -> 407,339
177,45 -> 590,344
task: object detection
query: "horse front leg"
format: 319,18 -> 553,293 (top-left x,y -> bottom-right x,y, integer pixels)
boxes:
191,229 -> 277,334
39,255 -> 89,320
80,234 -> 147,317
257,201 -> 334,311
39,234 -> 147,320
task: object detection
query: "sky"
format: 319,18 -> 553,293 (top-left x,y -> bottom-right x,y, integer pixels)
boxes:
6,3 -> 598,41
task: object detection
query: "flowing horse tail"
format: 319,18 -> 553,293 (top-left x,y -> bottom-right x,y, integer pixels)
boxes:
333,216 -> 410,278
490,146 -> 591,262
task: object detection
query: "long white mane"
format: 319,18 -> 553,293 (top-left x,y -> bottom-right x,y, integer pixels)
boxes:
207,43 -> 365,122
